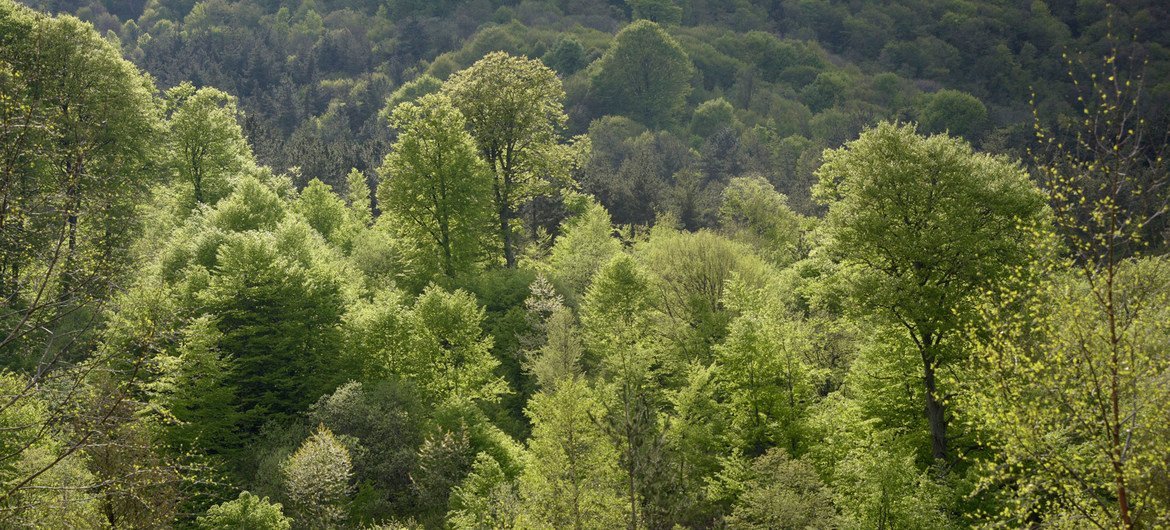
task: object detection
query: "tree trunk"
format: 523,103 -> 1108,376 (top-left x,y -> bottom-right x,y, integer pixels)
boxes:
921,353 -> 947,462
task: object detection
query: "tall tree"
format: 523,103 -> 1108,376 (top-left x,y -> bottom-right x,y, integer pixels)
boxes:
591,20 -> 695,128
377,93 -> 493,277
163,82 -> 253,207
442,51 -> 570,268
813,122 -> 1046,463
0,0 -> 162,513
517,378 -> 628,530
201,230 -> 345,433
580,254 -> 667,529
967,43 -> 1170,528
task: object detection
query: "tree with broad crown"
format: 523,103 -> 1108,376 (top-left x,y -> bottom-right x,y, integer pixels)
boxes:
164,82 -> 253,207
813,121 -> 1047,464
442,51 -> 570,269
378,93 -> 494,278
592,20 -> 694,128
404,285 -> 507,406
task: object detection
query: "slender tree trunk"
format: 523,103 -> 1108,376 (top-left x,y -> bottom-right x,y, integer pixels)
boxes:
1105,211 -> 1133,529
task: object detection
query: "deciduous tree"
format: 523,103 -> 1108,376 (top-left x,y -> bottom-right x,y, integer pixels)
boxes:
813,122 -> 1046,463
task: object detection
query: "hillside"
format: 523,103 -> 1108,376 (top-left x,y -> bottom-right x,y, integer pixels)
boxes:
1,0 -> 1169,528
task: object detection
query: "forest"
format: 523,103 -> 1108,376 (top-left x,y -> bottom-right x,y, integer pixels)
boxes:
1,0 -> 1168,528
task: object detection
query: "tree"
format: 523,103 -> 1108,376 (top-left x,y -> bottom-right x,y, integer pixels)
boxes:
283,425 -> 353,529
967,43 -> 1170,528
0,372 -> 105,528
718,283 -> 819,455
377,93 -> 493,277
446,452 -> 520,530
525,307 -> 585,391
344,168 -> 372,226
442,51 -> 570,268
403,286 -> 506,405
517,378 -> 627,530
0,1 -> 163,513
200,230 -> 345,433
294,178 -> 349,245
580,254 -> 668,529
196,492 -> 292,530
545,198 -> 621,303
917,89 -> 987,141
591,20 -> 694,128
542,36 -> 586,76
813,122 -> 1047,463
628,0 -> 683,25
719,175 -> 805,266
638,229 -> 770,364
164,82 -> 253,207
724,449 -> 837,530
691,97 -> 739,140
149,316 -> 242,458
308,381 -> 424,515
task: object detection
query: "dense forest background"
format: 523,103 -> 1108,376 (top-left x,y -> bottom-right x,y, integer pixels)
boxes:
1,0 -> 1169,528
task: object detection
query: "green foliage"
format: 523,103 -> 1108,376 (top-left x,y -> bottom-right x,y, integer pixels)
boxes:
968,260 -> 1170,527
283,425 -> 354,529
517,378 -> 628,529
378,93 -> 494,277
541,36 -> 587,76
592,19 -> 695,128
718,281 -> 820,455
724,449 -> 837,530
383,75 -> 442,117
197,492 -> 292,530
0,372 -> 104,527
207,176 -> 287,233
344,168 -> 373,226
403,286 -> 506,405
691,97 -> 739,139
638,228 -> 771,363
545,197 -> 621,303
308,381 -> 424,516
917,89 -> 988,140
814,121 -> 1047,461
6,1 -> 1170,528
201,228 -> 345,432
295,178 -> 350,245
443,51 -> 570,268
446,453 -> 519,530
164,82 -> 253,207
805,396 -> 954,530
525,307 -> 584,391
150,316 -> 242,457
800,71 -> 850,113
719,175 -> 805,265
629,0 -> 683,25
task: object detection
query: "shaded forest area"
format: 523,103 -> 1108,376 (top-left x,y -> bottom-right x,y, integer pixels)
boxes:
2,0 -> 1169,529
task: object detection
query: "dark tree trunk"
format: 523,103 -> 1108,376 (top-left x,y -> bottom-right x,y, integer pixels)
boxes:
922,351 -> 947,462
